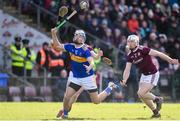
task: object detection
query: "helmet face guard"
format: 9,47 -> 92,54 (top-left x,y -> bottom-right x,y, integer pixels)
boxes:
73,30 -> 86,44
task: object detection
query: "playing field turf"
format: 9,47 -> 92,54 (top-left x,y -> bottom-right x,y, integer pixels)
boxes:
0,102 -> 180,120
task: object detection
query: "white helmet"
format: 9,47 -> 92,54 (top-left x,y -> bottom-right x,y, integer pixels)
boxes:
127,35 -> 139,45
74,29 -> 86,41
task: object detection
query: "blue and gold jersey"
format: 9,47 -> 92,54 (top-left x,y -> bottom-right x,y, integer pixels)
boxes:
64,43 -> 94,78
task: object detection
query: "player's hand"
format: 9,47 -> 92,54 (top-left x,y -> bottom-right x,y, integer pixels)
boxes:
97,49 -> 103,57
170,59 -> 179,65
120,80 -> 127,87
51,28 -> 57,34
83,64 -> 91,74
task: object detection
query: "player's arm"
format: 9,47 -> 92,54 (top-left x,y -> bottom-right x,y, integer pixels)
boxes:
51,28 -> 65,51
90,49 -> 103,60
149,49 -> 179,64
120,62 -> 132,86
84,57 -> 94,74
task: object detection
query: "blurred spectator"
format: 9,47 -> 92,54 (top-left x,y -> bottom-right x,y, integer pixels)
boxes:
97,19 -> 109,38
119,20 -> 130,37
148,32 -> 158,48
172,3 -> 179,19
139,20 -> 151,40
49,48 -> 65,77
128,13 -> 139,33
36,42 -> 50,76
22,39 -> 36,77
167,17 -> 180,38
156,15 -> 168,34
103,28 -> 113,46
88,18 -> 100,36
159,0 -> 171,17
52,69 -> 68,101
113,28 -> 122,47
10,35 -> 26,77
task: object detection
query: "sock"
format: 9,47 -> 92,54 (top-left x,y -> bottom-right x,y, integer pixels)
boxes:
63,109 -> 69,116
104,87 -> 112,95
153,109 -> 158,115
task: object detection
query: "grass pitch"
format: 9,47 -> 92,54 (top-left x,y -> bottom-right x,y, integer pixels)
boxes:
0,102 -> 180,120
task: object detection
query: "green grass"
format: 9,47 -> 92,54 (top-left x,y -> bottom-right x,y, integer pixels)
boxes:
0,102 -> 180,120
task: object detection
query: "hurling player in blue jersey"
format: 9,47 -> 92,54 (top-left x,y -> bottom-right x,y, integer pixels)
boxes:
56,44 -> 103,118
51,28 -> 116,119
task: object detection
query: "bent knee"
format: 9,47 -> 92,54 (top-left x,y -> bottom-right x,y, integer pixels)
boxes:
137,91 -> 145,98
64,95 -> 71,101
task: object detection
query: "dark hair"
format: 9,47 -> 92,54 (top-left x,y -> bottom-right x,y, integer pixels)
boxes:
42,42 -> 49,46
14,35 -> 21,41
22,39 -> 29,44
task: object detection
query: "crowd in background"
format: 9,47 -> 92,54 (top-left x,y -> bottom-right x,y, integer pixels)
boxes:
29,0 -> 180,71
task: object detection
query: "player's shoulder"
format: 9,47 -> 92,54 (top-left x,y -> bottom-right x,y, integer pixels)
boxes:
68,43 -> 75,46
82,44 -> 90,51
65,43 -> 75,48
138,45 -> 144,50
139,45 -> 150,49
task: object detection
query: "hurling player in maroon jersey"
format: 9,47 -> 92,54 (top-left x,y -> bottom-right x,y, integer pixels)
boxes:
121,35 -> 179,118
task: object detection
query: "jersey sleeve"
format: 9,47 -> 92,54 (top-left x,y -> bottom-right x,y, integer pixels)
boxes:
87,46 -> 93,51
84,49 -> 91,59
64,43 -> 72,52
142,46 -> 150,55
126,55 -> 133,63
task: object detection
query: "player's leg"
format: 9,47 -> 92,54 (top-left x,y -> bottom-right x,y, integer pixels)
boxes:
61,82 -> 82,118
69,87 -> 84,106
57,87 -> 83,117
66,71 -> 84,111
81,75 -> 116,104
139,71 -> 163,112
56,85 -> 77,118
88,89 -> 110,104
141,91 -> 163,111
57,72 -> 72,118
137,83 -> 158,115
89,82 -> 117,104
138,72 -> 162,118
57,71 -> 84,118
57,75 -> 82,118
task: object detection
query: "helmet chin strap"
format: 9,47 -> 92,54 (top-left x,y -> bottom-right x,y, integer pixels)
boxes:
74,41 -> 83,45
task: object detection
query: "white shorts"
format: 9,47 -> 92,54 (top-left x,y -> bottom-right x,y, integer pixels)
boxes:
70,74 -> 97,90
140,71 -> 159,86
67,71 -> 73,83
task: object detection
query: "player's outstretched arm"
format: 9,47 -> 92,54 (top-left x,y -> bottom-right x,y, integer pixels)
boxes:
51,28 -> 65,51
149,49 -> 179,65
91,49 -> 103,60
120,62 -> 132,86
84,57 -> 94,74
